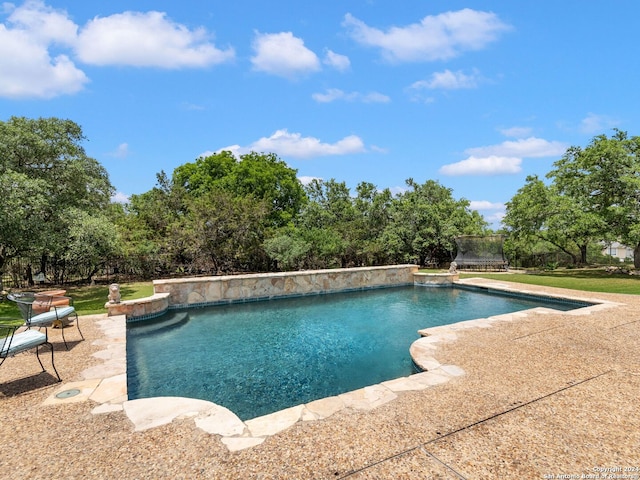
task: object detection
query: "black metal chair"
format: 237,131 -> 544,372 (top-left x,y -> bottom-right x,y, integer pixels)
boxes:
0,323 -> 61,381
8,293 -> 84,350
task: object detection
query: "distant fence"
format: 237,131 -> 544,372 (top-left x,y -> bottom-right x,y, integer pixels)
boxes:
1,255 -> 247,290
0,257 -> 123,289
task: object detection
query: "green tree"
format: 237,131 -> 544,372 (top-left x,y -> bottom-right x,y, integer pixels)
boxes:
63,209 -> 120,283
120,172 -> 189,276
352,182 -> 393,265
382,179 -> 487,265
0,117 -> 113,211
0,172 -> 48,270
174,151 -> 306,228
263,232 -> 311,271
172,151 -> 236,194
503,175 -> 603,265
177,190 -> 269,273
298,179 -> 355,267
168,190 -> 268,273
0,117 -> 114,280
548,130 -> 640,266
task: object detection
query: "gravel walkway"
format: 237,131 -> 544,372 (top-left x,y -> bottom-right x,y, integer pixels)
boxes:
1,280 -> 639,479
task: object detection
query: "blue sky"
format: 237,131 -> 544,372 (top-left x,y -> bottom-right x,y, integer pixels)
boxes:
2,1 -> 639,228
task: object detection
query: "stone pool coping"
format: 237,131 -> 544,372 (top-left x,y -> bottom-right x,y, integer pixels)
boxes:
42,277 -> 619,453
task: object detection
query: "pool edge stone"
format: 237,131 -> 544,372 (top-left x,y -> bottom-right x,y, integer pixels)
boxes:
87,276 -> 623,453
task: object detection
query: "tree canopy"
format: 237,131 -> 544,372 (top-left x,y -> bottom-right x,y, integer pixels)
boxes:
173,151 -> 306,228
116,162 -> 488,276
18,116 -> 640,284
0,116 -> 117,283
504,130 -> 640,267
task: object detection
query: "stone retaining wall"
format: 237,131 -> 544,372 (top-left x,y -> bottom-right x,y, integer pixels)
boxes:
153,265 -> 419,308
106,265 -> 420,320
105,292 -> 170,321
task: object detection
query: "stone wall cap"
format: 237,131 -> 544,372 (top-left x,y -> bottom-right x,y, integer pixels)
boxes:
113,292 -> 170,306
153,265 -> 418,286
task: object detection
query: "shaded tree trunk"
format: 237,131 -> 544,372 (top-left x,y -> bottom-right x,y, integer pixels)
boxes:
40,252 -> 47,277
579,243 -> 588,265
25,264 -> 34,286
634,242 -> 640,269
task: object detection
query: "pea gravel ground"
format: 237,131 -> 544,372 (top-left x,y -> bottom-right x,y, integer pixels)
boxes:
1,279 -> 639,479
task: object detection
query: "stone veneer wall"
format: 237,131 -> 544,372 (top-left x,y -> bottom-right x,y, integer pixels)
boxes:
105,292 -> 170,320
154,265 -> 419,308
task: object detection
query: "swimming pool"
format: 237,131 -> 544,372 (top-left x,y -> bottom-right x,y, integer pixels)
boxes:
126,285 -> 586,420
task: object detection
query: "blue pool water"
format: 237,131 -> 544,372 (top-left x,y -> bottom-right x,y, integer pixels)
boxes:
127,285 -> 584,420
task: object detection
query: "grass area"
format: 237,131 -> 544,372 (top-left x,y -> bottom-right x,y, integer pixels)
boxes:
0,281 -> 154,321
458,268 -> 640,295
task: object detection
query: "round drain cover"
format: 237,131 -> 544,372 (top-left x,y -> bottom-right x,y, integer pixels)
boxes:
55,388 -> 81,399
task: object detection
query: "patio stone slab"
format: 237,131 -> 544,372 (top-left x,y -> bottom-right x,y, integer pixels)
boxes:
195,405 -> 247,437
42,378 -> 102,405
245,404 -> 306,437
123,397 -> 218,431
304,395 -> 346,419
221,436 -> 266,451
339,384 -> 397,411
89,373 -> 127,404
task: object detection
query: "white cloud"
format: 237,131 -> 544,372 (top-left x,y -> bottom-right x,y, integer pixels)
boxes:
409,93 -> 436,105
251,31 -> 320,78
440,156 -> 521,175
389,185 -> 408,196
579,112 -> 619,134
76,11 -> 234,68
217,129 -> 366,159
323,49 -> 350,71
362,92 -> 391,103
0,2 -> 234,98
108,143 -> 130,159
411,69 -> 480,90
485,210 -> 506,224
6,0 -> 77,44
441,136 -> 567,176
499,126 -> 533,138
343,9 -> 510,63
111,191 -> 130,203
0,1 -> 87,98
312,88 -> 390,104
469,200 -> 505,211
469,200 -> 506,225
464,137 -> 567,158
370,145 -> 389,154
298,176 -> 322,185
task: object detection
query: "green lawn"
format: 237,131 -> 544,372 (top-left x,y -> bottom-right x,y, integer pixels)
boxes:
458,268 -> 640,295
0,282 -> 154,322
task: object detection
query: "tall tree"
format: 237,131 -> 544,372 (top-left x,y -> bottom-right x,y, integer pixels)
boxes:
121,172 -> 188,276
353,182 -> 394,265
0,117 -> 114,278
174,151 -> 306,228
172,151 -> 236,194
382,179 -> 487,265
298,179 -> 355,267
503,175 -> 603,264
548,130 -> 640,266
63,209 -> 120,283
178,190 -> 269,273
0,172 -> 48,270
